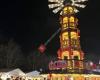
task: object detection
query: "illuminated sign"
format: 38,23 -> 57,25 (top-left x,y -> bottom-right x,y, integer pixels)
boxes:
49,60 -> 67,70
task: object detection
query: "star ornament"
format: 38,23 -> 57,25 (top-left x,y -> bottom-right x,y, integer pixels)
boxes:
48,0 -> 88,15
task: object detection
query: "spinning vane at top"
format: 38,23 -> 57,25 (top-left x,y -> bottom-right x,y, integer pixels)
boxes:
48,0 -> 88,14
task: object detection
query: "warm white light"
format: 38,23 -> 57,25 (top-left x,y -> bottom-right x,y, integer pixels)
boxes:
48,0 -> 58,2
53,5 -> 64,13
58,0 -> 64,3
60,11 -> 62,15
74,8 -> 79,13
73,0 -> 88,3
74,4 -> 86,8
48,4 -> 60,8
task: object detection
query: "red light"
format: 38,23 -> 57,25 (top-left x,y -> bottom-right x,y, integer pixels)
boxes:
38,44 -> 46,53
93,64 -> 96,69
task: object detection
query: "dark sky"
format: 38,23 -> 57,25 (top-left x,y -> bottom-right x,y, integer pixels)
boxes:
0,0 -> 100,56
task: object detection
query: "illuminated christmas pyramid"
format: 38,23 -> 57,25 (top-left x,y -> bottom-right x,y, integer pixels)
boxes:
57,6 -> 84,72
48,0 -> 88,73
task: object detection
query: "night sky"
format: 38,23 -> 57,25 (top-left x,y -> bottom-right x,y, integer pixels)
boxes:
0,0 -> 100,58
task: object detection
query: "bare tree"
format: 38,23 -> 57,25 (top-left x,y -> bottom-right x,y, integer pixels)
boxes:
0,45 -> 7,68
0,39 -> 25,69
6,39 -> 24,68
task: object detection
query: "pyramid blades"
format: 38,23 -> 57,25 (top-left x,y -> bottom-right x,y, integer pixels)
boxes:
57,0 -> 64,3
74,8 -> 79,13
48,0 -> 59,2
53,5 -> 64,13
48,3 -> 61,8
60,11 -> 62,15
74,0 -> 88,2
48,0 -> 88,14
74,3 -> 86,8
